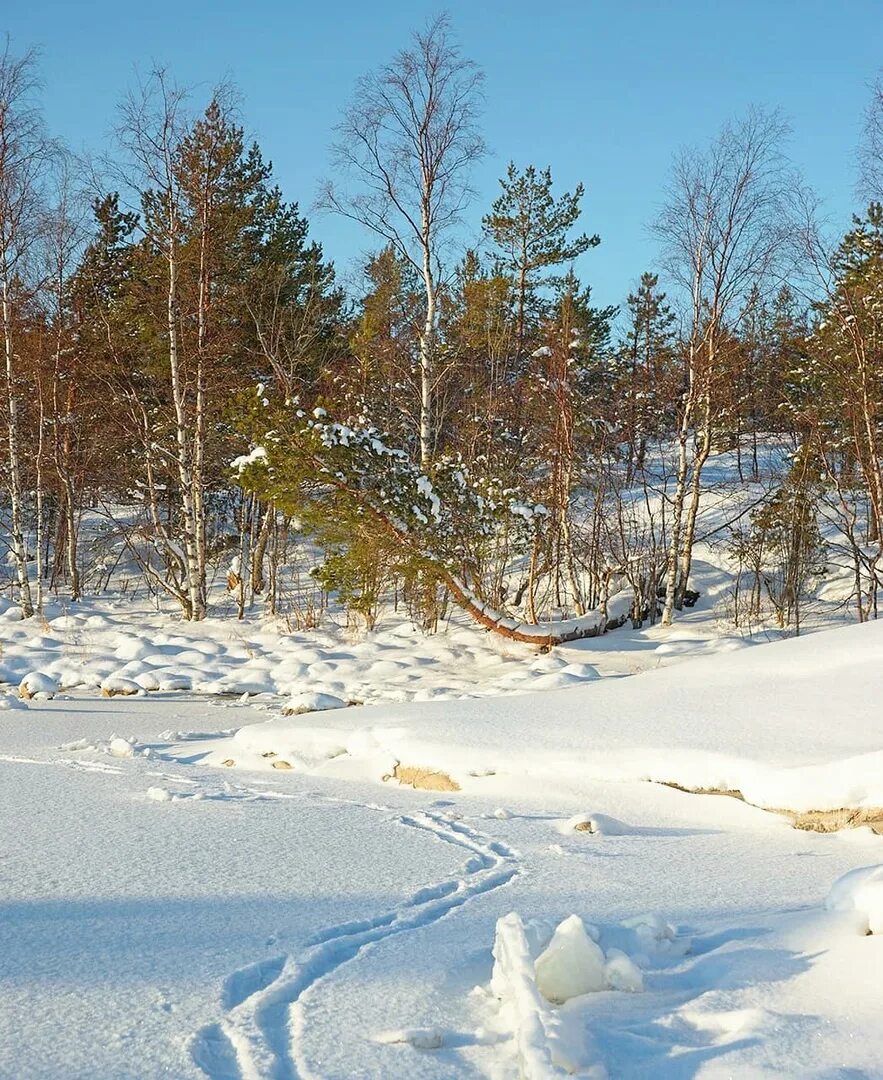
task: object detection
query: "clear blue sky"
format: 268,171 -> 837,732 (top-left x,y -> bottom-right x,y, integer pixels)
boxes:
7,0 -> 882,309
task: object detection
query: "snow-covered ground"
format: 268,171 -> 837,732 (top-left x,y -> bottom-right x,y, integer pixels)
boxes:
3,577 -> 883,1077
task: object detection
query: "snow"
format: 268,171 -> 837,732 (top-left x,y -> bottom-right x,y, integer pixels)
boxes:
230,445 -> 268,471
490,911 -> 593,1078
199,616 -> 883,814
534,915 -> 608,1001
603,949 -> 643,993
557,812 -> 629,836
100,674 -> 144,696
18,671 -> 58,699
107,735 -> 136,757
0,594 -> 615,706
826,863 -> 883,933
0,690 -> 28,710
372,1027 -> 446,1049
2,574 -> 883,1075
282,690 -> 348,715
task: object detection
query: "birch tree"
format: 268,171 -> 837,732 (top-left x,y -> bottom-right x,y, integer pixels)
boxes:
0,41 -> 53,618
118,70 -> 209,618
42,161 -> 85,601
860,74 -> 883,203
655,108 -> 793,624
322,15 -> 484,467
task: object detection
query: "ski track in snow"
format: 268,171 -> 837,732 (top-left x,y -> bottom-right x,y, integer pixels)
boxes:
0,741 -> 520,1078
0,750 -> 125,774
189,806 -> 519,1080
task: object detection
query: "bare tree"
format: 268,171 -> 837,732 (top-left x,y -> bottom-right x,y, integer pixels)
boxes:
118,70 -> 207,619
0,40 -> 55,618
321,15 -> 484,467
654,108 -> 794,625
43,157 -> 87,602
860,74 -> 883,202
795,198 -> 883,610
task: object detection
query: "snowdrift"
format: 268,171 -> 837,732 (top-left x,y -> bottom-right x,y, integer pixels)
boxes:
220,618 -> 883,813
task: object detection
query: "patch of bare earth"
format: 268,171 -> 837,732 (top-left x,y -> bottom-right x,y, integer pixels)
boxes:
383,763 -> 460,792
785,807 -> 883,834
656,781 -> 883,835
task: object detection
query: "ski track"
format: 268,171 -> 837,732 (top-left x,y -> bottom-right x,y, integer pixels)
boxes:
0,751 -> 124,774
1,738 -> 520,1078
189,807 -> 519,1080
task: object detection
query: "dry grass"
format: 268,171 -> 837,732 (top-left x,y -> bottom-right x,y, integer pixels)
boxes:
657,780 -> 883,834
383,762 -> 460,792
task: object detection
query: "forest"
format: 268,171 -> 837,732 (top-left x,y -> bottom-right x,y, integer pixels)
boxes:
2,17 -> 883,645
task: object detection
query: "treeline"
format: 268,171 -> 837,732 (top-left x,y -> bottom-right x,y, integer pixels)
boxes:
1,21 -> 883,640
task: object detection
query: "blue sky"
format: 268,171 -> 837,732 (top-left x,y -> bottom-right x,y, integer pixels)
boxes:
7,1 -> 882,309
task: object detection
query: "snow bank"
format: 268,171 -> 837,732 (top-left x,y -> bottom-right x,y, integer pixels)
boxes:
211,619 -> 883,813
0,596 -> 614,713
557,813 -> 629,836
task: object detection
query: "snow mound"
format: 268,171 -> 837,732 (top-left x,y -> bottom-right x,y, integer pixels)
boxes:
281,691 -> 348,716
558,812 -> 629,836
491,912 -> 606,1078
113,637 -> 153,661
603,948 -> 644,992
146,786 -> 172,802
107,737 -> 136,758
19,671 -> 58,699
59,738 -> 96,751
156,673 -> 192,691
826,864 -> 883,934
100,675 -> 143,697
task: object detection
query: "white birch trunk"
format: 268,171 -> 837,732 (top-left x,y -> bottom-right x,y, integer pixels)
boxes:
419,220 -> 436,469
1,276 -> 34,617
166,233 -> 205,621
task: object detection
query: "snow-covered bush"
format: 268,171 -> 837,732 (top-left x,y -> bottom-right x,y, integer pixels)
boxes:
18,672 -> 58,700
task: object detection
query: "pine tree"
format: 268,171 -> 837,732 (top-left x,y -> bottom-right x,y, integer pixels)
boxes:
482,164 -> 600,355
616,273 -> 676,478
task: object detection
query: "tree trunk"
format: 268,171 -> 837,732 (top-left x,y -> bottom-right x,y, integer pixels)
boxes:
1,278 -> 34,618
661,411 -> 691,626
676,391 -> 713,607
419,228 -> 436,469
251,502 -> 274,595
167,235 -> 204,620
